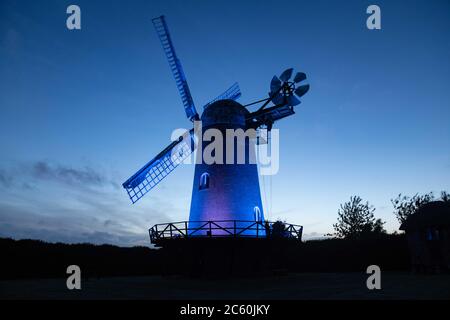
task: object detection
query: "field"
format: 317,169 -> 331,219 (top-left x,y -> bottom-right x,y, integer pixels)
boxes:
1,272 -> 450,300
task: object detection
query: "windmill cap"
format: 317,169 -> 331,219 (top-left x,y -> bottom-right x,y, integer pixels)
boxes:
201,99 -> 249,127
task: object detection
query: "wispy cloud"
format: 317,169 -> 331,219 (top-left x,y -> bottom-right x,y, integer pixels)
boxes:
0,160 -> 174,246
302,231 -> 328,241
0,169 -> 13,187
31,161 -> 117,188
0,160 -> 120,190
0,203 -> 150,246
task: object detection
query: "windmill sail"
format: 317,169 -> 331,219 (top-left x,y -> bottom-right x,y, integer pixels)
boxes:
203,82 -> 242,109
152,16 -> 199,121
123,129 -> 195,203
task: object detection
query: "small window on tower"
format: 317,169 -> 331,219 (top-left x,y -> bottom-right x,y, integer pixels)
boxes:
199,172 -> 210,190
254,206 -> 262,222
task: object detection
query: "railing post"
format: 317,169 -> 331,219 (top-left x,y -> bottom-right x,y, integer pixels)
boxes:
209,221 -> 212,237
256,221 -> 259,238
185,221 -> 188,238
234,220 -> 236,237
170,224 -> 173,238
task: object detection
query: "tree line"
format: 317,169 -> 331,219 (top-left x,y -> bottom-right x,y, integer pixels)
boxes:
331,191 -> 449,239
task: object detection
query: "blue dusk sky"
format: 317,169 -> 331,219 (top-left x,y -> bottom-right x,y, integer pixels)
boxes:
0,0 -> 449,246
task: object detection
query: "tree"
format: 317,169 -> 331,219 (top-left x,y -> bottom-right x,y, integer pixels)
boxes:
372,218 -> 386,234
441,191 -> 450,203
333,196 -> 385,239
391,192 -> 434,224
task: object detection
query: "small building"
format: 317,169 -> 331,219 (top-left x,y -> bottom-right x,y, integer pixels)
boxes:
400,201 -> 450,273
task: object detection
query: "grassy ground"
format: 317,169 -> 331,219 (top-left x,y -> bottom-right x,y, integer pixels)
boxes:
1,272 -> 449,300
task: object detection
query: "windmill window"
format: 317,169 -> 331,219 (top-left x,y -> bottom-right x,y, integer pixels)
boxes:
254,206 -> 262,222
199,173 -> 210,190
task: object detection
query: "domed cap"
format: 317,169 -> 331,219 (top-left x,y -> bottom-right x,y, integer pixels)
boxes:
201,99 -> 249,127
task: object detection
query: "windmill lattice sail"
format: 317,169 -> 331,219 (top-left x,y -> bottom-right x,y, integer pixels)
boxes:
123,130 -> 195,203
152,16 -> 198,121
203,82 -> 242,109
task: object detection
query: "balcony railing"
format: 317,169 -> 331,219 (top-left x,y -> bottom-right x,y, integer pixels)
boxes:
149,220 -> 303,244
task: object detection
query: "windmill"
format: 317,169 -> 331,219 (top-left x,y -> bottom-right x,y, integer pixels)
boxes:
122,16 -> 309,242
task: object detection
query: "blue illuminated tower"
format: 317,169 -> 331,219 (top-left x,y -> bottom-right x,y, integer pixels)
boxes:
122,16 -> 309,242
188,100 -> 264,236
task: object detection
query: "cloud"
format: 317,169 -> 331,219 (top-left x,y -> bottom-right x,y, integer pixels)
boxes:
31,161 -> 116,188
0,160 -> 119,190
0,160 -> 175,247
0,201 -> 161,247
302,231 -> 328,241
0,169 -> 13,187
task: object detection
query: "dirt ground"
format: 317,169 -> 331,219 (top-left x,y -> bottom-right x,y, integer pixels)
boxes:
1,272 -> 449,300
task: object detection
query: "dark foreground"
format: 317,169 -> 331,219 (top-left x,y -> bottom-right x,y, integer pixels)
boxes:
1,272 -> 450,300
0,236 -> 410,279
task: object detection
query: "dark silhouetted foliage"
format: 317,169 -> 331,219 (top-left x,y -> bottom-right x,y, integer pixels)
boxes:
287,234 -> 409,272
0,238 -> 161,280
441,191 -> 450,203
392,192 -> 435,224
0,234 -> 410,279
333,196 -> 386,239
392,191 -> 450,225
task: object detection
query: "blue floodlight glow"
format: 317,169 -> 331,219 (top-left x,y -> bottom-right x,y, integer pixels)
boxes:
188,100 -> 265,236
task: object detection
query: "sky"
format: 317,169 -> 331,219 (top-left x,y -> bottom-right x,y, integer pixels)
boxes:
0,0 -> 449,246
